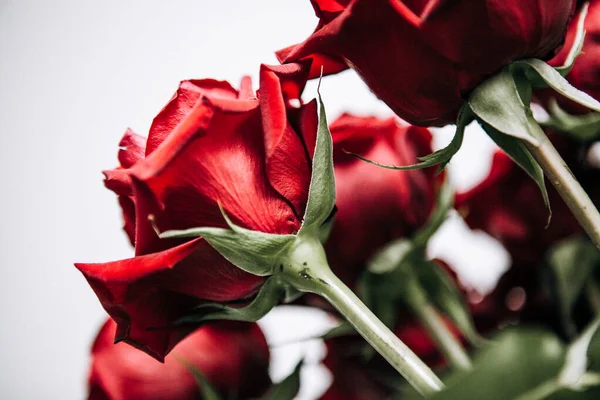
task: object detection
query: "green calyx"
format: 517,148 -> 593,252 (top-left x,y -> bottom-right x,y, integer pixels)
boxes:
543,99 -> 600,142
346,104 -> 471,174
155,91 -> 337,325
465,4 -> 600,220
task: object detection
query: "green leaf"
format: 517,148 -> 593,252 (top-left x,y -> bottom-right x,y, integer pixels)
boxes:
482,121 -> 550,218
543,100 -> 600,143
468,67 -> 541,145
412,180 -> 454,248
548,237 -> 600,336
554,3 -> 588,77
173,277 -> 285,325
261,360 -> 303,400
367,238 -> 414,275
588,323 -> 600,371
430,328 -> 566,400
513,59 -> 600,113
299,92 -> 336,238
158,205 -> 295,276
415,260 -> 482,345
179,359 -> 222,400
346,105 -> 471,172
558,318 -> 600,390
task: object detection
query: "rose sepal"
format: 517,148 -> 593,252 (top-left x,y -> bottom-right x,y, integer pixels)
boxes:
345,105 -> 471,173
543,99 -> 600,142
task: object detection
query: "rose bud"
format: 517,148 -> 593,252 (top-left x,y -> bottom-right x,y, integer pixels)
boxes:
76,62 -> 317,361
539,0 -> 600,114
327,113 -> 438,285
278,0 -> 575,126
87,319 -> 270,400
456,134 -> 600,266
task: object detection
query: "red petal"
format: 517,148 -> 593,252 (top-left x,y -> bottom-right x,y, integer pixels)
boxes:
75,239 -> 264,360
87,319 -> 270,399
146,80 -> 240,155
118,196 -> 136,246
103,168 -> 133,196
132,90 -> 300,236
259,64 -> 313,217
118,128 -> 146,168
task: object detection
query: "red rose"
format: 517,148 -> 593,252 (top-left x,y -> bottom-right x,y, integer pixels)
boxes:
87,319 -> 270,400
76,63 -> 317,361
543,0 -> 600,113
456,135 -> 599,266
326,113 -> 438,285
278,0 -> 575,126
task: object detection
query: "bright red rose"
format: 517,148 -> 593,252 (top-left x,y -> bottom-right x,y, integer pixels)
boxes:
87,319 -> 270,400
543,0 -> 600,113
456,135 -> 599,266
76,63 -> 317,361
326,113 -> 438,285
278,0 -> 575,126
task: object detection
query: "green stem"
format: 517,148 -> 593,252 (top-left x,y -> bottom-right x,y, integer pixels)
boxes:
280,236 -> 444,396
406,281 -> 472,371
318,269 -> 444,395
524,128 -> 600,250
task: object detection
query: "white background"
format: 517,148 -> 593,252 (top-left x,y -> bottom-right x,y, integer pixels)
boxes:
0,1 -> 507,398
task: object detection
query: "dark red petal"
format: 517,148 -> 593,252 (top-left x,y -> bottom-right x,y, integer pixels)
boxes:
281,0 -> 463,125
118,196 -> 136,246
276,45 -> 348,79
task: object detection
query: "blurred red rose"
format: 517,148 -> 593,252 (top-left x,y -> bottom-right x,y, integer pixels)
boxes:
88,319 -> 270,400
541,0 -> 600,113
76,63 -> 317,361
326,113 -> 438,285
456,135 -> 599,266
278,0 -> 575,126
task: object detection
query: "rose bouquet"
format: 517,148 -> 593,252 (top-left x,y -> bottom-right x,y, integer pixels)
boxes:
76,1 -> 600,399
